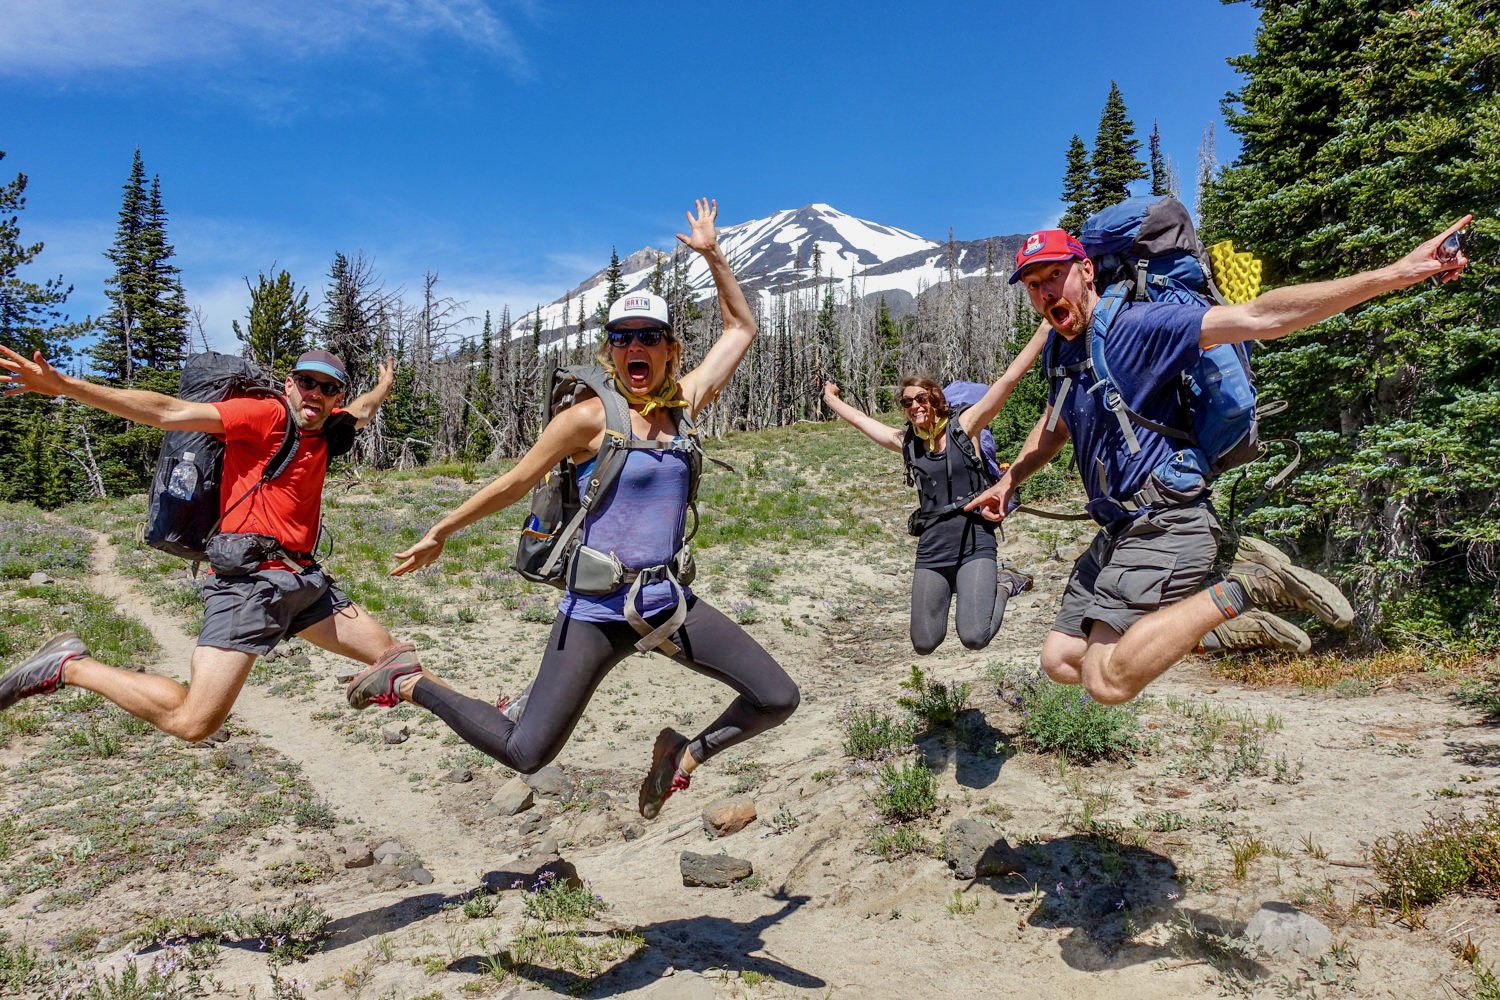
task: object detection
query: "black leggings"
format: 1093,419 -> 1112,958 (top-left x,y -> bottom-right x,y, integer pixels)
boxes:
910,555 -> 1008,654
411,596 -> 799,774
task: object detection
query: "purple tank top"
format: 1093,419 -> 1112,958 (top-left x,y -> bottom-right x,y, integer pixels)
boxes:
557,444 -> 692,623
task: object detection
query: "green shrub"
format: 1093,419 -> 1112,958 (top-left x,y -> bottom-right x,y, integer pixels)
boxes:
841,704 -> 916,761
521,871 -> 605,926
868,825 -> 931,861
896,664 -> 971,729
223,899 -> 330,963
1371,804 -> 1500,908
872,759 -> 937,821
992,666 -> 1140,762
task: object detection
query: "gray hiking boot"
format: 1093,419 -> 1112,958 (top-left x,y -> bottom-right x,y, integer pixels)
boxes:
638,728 -> 691,819
998,567 -> 1034,598
346,643 -> 423,710
1202,610 -> 1311,654
1227,537 -> 1355,629
0,631 -> 87,711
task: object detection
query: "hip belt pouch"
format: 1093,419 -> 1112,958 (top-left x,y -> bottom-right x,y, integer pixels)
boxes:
205,532 -> 283,576
566,544 -> 626,596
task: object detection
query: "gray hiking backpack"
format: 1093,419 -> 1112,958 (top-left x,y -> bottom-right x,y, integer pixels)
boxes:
513,364 -> 703,653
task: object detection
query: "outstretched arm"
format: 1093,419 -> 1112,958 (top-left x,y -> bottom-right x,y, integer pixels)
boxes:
675,199 -> 757,417
965,411 -> 1069,521
1201,214 -> 1472,347
822,381 -> 903,453
0,345 -> 223,433
957,320 -> 1049,439
390,400 -> 604,576
344,355 -> 395,429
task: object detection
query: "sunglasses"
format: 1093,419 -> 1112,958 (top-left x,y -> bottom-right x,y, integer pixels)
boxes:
292,373 -> 344,397
899,392 -> 933,410
606,328 -> 668,349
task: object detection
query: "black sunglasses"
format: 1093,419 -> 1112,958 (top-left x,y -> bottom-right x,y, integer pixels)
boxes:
899,392 -> 933,409
292,373 -> 344,396
607,328 -> 668,349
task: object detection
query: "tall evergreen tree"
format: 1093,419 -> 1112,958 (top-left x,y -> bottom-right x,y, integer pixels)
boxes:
1148,120 -> 1171,197
1201,0 -> 1500,645
233,268 -> 310,375
1058,134 -> 1092,234
93,149 -> 186,386
319,251 -> 380,388
1088,81 -> 1147,212
0,149 -> 85,505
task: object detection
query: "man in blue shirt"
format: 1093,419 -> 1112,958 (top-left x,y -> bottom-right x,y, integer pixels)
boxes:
970,217 -> 1470,704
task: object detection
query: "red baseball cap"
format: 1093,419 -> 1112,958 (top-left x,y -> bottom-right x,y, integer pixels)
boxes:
1008,229 -> 1089,284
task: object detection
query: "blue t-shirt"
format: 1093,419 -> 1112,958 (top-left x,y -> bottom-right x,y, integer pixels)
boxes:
1045,300 -> 1208,523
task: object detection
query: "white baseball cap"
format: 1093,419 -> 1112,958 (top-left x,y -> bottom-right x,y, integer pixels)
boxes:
605,292 -> 672,331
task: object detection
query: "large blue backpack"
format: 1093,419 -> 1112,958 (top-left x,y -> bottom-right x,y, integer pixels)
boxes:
1063,196 -> 1282,499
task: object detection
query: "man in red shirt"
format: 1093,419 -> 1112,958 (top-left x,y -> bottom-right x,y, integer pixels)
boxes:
0,345 -> 422,742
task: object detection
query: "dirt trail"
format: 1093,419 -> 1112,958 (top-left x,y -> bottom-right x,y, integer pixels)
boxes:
89,532 -> 503,883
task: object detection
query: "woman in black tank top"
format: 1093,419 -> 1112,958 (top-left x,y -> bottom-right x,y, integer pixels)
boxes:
821,323 -> 1049,653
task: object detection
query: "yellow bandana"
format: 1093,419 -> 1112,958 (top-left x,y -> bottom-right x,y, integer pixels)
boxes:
913,416 -> 949,450
609,366 -> 688,417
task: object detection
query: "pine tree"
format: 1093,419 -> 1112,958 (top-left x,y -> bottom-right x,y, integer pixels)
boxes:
1201,0 -> 1500,645
1148,120 -> 1170,197
1058,134 -> 1092,234
1088,81 -> 1147,212
319,252 -> 380,388
93,150 -> 186,387
233,268 -> 310,375
0,150 -> 84,505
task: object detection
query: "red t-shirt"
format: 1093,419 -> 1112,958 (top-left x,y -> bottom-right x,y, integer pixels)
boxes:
211,397 -> 334,554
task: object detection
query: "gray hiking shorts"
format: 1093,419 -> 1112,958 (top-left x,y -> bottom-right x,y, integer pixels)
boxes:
1053,503 -> 1221,639
197,565 -> 350,656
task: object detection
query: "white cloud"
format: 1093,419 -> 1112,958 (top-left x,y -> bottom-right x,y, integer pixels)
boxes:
0,0 -> 531,76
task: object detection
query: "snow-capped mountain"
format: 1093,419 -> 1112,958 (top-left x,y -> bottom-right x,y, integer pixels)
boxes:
510,204 -> 1028,340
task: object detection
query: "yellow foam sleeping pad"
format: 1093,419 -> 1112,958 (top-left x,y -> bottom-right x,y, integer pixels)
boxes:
1208,240 -> 1263,304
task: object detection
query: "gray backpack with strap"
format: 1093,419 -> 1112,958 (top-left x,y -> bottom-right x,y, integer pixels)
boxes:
513,363 -> 703,654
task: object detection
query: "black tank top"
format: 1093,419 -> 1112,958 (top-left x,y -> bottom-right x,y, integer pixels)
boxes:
909,425 -> 997,570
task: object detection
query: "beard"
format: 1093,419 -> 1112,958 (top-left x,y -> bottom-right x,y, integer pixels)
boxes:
1046,295 -> 1091,339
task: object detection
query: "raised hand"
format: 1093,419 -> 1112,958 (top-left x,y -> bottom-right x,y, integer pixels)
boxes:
1398,213 -> 1472,286
0,346 -> 68,397
375,354 -> 396,387
676,198 -> 720,256
822,380 -> 841,402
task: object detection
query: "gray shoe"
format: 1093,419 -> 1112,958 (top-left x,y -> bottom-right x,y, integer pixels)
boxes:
1228,537 -> 1354,629
0,631 -> 87,710
345,643 -> 423,710
1203,610 -> 1311,654
998,567 -> 1034,598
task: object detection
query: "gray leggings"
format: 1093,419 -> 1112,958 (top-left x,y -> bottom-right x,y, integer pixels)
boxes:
411,596 -> 799,774
910,556 -> 1008,654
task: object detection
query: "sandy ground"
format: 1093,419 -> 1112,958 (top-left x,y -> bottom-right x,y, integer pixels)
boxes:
6,505 -> 1500,1000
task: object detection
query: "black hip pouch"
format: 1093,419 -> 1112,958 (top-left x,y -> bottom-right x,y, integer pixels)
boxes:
205,532 -> 283,576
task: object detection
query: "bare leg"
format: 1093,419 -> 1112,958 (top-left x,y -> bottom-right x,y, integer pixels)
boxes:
1080,589 -> 1227,703
63,645 -> 255,742
295,602 -> 396,665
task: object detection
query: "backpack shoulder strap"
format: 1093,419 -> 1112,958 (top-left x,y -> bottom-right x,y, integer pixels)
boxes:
945,403 -> 992,485
1087,284 -> 1193,454
901,424 -> 919,486
1043,327 -> 1092,434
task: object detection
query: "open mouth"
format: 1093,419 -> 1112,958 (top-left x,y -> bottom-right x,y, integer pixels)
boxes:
626,359 -> 651,383
1049,303 -> 1073,329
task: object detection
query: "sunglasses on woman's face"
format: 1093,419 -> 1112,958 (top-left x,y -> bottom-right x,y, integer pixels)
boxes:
607,328 -> 667,349
899,392 -> 932,410
292,373 -> 343,396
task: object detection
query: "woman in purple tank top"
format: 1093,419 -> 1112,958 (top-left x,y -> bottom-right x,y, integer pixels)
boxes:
347,199 -> 798,821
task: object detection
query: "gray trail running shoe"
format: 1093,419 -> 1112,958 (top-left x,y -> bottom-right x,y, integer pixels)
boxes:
1202,609 -> 1311,654
0,631 -> 87,711
1227,537 -> 1355,629
998,567 -> 1034,598
346,642 -> 423,710
638,727 -> 691,819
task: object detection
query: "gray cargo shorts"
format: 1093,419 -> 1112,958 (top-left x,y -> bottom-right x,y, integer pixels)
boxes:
1052,503 -> 1221,639
197,565 -> 351,656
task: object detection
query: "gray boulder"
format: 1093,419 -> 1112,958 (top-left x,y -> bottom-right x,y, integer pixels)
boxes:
944,818 -> 1022,880
1245,902 -> 1332,958
680,851 -> 753,888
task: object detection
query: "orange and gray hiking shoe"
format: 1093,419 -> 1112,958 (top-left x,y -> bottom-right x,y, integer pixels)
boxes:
0,631 -> 87,711
1202,609 -> 1311,654
346,642 -> 423,710
639,727 -> 691,819
1227,537 -> 1354,629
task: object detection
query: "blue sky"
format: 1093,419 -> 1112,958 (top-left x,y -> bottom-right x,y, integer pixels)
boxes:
1,0 -> 1261,352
